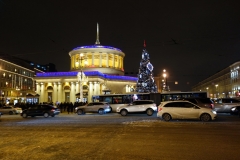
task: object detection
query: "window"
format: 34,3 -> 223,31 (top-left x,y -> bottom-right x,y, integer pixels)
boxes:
164,102 -> 180,107
112,96 -> 122,104
180,102 -> 195,108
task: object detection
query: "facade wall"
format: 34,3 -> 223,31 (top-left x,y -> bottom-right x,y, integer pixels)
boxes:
192,61 -> 240,98
69,47 -> 125,75
0,59 -> 35,104
35,75 -> 136,104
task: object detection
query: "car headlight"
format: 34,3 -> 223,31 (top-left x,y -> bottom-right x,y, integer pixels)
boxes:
212,110 -> 217,114
231,107 -> 236,112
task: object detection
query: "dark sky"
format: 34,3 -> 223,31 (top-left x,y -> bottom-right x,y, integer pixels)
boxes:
1,0 -> 240,91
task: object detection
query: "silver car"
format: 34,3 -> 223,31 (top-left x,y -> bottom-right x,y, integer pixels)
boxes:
157,101 -> 217,122
0,106 -> 22,115
214,98 -> 240,113
75,102 -> 111,115
116,100 -> 157,116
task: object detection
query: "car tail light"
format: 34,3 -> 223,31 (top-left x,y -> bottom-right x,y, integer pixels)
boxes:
158,107 -> 162,112
211,104 -> 214,109
51,109 -> 55,111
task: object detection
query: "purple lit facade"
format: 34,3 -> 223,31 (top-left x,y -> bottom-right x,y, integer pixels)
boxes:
36,71 -> 137,81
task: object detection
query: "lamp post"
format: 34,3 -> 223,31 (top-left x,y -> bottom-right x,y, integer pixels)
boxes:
1,91 -> 4,105
215,84 -> 218,98
206,87 -> 209,96
163,69 -> 167,91
16,87 -> 20,103
77,53 -> 88,102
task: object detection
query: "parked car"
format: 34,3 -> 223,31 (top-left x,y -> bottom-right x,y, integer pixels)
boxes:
116,100 -> 157,116
214,98 -> 240,114
21,104 -> 60,118
75,102 -> 111,115
181,98 -> 214,109
0,106 -> 22,115
12,106 -> 23,114
157,101 -> 217,122
232,106 -> 240,117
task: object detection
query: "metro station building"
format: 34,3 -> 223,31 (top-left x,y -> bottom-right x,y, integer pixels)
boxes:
34,25 -> 137,103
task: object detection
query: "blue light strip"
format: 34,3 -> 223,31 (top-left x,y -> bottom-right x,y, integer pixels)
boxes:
36,71 -> 137,81
73,45 -> 122,52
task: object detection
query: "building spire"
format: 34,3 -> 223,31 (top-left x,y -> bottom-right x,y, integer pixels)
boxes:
95,23 -> 100,45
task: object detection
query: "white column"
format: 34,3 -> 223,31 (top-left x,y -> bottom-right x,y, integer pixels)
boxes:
70,82 -> 75,103
92,53 -> 94,66
76,82 -> 79,100
117,55 -> 120,69
53,82 -> 57,103
40,82 -> 45,103
106,54 -> 109,67
88,82 -> 93,102
122,57 -> 124,69
96,82 -> 100,95
113,54 -> 115,68
100,53 -> 102,67
94,82 -> 97,95
73,55 -> 76,69
58,82 -> 62,103
36,83 -> 40,95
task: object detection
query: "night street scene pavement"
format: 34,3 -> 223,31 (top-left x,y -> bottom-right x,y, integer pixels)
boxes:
1,113 -> 240,160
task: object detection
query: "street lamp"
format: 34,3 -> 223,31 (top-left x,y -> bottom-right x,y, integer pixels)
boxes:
1,91 -> 4,105
163,69 -> 167,91
77,53 -> 88,102
215,84 -> 218,98
16,87 -> 20,103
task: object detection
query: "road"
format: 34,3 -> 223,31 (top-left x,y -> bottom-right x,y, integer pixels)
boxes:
0,112 -> 240,160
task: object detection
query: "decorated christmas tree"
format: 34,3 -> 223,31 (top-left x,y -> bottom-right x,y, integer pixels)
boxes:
135,41 -> 158,93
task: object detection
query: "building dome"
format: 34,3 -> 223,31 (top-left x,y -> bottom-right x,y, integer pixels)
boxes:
69,24 -> 125,75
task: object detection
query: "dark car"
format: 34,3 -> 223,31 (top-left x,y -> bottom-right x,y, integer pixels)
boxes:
234,106 -> 240,117
181,98 -> 214,109
21,104 -> 60,118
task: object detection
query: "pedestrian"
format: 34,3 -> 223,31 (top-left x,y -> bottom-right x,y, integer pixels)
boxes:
70,102 -> 74,113
67,105 -> 70,114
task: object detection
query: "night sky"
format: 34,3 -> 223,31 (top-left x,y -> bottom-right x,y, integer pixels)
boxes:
0,0 -> 240,91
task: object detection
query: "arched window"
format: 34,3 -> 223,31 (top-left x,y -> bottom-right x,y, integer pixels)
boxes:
64,86 -> 70,90
47,86 -> 53,90
83,85 -> 88,90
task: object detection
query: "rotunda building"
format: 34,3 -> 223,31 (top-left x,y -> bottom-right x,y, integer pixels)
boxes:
34,24 -> 137,104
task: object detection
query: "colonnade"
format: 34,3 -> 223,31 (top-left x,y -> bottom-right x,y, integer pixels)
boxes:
35,81 -> 101,103
70,52 -> 124,70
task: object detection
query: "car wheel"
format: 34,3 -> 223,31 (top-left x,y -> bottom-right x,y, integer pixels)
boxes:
9,111 -> 13,115
120,109 -> 128,116
22,113 -> 28,118
200,113 -> 211,122
77,109 -> 84,115
109,107 -> 112,113
146,108 -> 154,116
162,113 -> 171,121
98,109 -> 104,115
43,112 -> 49,118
